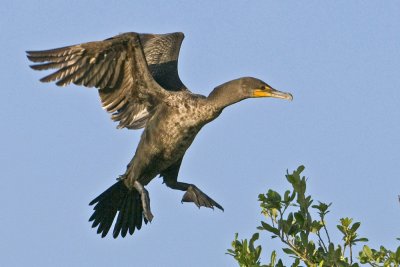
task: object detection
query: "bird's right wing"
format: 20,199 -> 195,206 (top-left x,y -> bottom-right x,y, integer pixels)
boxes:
27,32 -> 181,129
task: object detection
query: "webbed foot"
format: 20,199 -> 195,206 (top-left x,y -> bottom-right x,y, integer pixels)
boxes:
182,185 -> 224,211
133,181 -> 154,222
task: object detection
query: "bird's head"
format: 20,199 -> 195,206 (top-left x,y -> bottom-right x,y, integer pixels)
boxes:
239,77 -> 293,101
208,77 -> 293,109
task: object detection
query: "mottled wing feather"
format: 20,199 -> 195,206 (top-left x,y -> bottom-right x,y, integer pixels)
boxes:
27,32 -> 185,129
139,33 -> 189,92
109,32 -> 189,129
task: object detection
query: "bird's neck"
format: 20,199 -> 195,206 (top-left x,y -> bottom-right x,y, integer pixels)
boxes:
207,85 -> 245,110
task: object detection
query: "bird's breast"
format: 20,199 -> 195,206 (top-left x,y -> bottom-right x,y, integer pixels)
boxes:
150,101 -> 220,158
132,100 -> 220,184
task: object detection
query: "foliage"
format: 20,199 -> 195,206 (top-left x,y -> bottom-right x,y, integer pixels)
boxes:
227,166 -> 400,267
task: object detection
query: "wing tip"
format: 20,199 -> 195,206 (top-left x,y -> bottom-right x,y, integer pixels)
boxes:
177,32 -> 185,39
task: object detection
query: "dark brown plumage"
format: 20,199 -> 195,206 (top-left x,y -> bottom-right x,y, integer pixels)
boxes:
27,32 -> 293,238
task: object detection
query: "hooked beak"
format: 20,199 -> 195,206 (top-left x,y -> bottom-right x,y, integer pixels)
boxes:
253,86 -> 293,101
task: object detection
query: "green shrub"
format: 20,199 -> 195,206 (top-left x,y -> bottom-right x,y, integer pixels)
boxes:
227,166 -> 400,267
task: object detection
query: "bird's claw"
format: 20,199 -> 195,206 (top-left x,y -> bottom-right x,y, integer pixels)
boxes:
182,185 -> 224,211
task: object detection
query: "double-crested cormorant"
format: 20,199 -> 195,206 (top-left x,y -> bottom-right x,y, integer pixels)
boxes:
27,32 -> 293,238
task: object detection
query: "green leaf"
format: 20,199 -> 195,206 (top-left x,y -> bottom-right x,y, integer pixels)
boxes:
312,202 -> 332,216
340,217 -> 353,228
310,220 -> 323,233
250,232 -> 260,243
294,212 -> 304,226
291,258 -> 300,267
306,241 -> 316,255
287,224 -> 299,236
353,238 -> 368,243
396,246 -> 400,262
276,259 -> 284,267
282,248 -> 297,255
337,225 -> 346,235
267,190 -> 282,202
297,165 -> 305,173
261,221 -> 280,236
363,245 -> 373,259
242,239 -> 248,253
283,190 -> 291,202
287,212 -> 294,225
300,231 -> 309,246
270,250 -> 276,265
350,222 -> 361,232
289,191 -> 296,202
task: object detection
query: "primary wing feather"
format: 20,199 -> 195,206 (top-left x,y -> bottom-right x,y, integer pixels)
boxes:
27,32 -> 187,129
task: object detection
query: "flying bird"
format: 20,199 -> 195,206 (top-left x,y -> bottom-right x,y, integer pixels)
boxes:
27,32 -> 293,238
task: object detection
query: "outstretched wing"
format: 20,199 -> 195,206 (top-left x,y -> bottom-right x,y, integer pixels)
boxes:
27,32 -> 187,129
139,33 -> 188,93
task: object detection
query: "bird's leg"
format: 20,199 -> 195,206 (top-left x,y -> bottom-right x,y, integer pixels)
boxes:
133,181 -> 154,222
164,179 -> 224,211
161,158 -> 224,211
116,162 -> 132,181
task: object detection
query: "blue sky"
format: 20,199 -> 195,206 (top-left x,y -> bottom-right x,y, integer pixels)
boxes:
2,1 -> 399,266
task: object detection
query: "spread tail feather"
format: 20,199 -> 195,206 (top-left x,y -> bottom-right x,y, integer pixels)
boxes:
89,181 -> 148,238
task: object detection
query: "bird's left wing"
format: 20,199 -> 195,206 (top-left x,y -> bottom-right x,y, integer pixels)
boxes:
27,32 -> 169,129
139,33 -> 189,93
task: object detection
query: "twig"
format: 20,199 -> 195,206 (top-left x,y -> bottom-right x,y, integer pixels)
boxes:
322,219 -> 331,244
350,244 -> 353,264
317,230 -> 328,253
